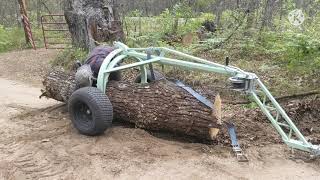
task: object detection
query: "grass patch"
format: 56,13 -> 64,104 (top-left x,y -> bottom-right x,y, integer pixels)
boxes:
0,26 -> 47,53
0,26 -> 28,53
51,48 -> 88,69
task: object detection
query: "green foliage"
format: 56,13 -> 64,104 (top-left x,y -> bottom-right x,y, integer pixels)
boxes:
178,19 -> 204,34
195,0 -> 216,10
282,33 -> 320,73
252,31 -> 320,74
125,4 -> 213,47
198,13 -> 215,21
124,3 -> 320,77
172,2 -> 193,19
0,26 -> 27,53
0,25 -> 46,53
244,102 -> 259,109
155,3 -> 198,35
193,36 -> 226,52
52,48 -> 88,69
127,9 -> 143,17
126,32 -> 168,48
157,9 -> 175,34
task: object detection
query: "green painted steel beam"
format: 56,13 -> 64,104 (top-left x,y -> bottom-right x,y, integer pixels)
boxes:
98,54 -> 126,93
95,42 -> 320,156
128,46 -> 250,76
125,51 -> 238,76
255,79 -> 309,145
105,57 -> 161,73
251,92 -> 289,141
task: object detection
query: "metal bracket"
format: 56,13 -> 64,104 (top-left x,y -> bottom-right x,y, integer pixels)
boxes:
233,146 -> 249,162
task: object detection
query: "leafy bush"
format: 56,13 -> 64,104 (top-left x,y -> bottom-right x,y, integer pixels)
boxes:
257,31 -> 320,74
0,26 -> 26,53
127,9 -> 143,17
156,3 -> 198,35
0,25 -> 46,53
282,33 -> 320,73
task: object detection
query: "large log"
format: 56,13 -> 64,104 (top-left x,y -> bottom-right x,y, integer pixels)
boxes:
42,68 -> 222,140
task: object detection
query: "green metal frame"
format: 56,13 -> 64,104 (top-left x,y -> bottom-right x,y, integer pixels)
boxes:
97,41 -> 320,156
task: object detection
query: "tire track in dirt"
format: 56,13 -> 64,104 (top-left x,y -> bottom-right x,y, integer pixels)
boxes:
11,145 -> 71,179
0,106 -> 74,179
0,77 -> 72,179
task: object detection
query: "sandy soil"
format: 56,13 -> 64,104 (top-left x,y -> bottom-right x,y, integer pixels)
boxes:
0,49 -> 58,87
0,49 -> 319,180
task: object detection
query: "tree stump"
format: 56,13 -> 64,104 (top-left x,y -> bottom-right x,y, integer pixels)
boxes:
64,0 -> 124,50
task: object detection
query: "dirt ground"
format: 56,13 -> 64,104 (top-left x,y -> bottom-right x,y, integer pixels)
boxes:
0,49 -> 320,180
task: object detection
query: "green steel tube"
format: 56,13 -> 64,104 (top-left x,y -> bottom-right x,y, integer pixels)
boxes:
105,57 -> 161,73
161,47 -> 227,67
97,48 -> 123,92
125,51 -> 237,75
128,47 -> 249,76
251,92 -> 289,141
256,79 -> 309,145
285,139 -> 313,152
98,54 -> 126,93
159,58 -> 231,74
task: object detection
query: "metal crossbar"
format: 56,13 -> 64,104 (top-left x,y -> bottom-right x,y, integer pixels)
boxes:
96,41 -> 320,156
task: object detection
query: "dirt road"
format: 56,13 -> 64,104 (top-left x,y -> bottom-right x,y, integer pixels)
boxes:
0,49 -> 319,180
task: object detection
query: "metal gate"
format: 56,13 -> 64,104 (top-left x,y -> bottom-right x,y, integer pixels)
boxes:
41,14 -> 71,49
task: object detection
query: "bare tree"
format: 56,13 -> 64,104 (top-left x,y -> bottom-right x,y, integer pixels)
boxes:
260,0 -> 277,31
214,0 -> 224,27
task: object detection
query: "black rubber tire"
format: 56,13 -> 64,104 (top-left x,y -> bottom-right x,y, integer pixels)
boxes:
134,70 -> 166,83
68,87 -> 113,136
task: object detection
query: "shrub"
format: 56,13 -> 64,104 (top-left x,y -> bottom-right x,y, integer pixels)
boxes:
0,26 -> 26,53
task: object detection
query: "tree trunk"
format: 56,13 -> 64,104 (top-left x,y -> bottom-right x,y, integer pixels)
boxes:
244,0 -> 257,37
42,68 -> 223,141
260,0 -> 276,32
64,0 -> 125,51
17,0 -> 30,44
214,0 -> 224,27
36,0 -> 41,28
14,0 -> 22,27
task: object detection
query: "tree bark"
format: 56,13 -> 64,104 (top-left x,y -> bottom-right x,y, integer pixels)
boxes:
17,0 -> 30,44
244,0 -> 257,37
36,0 -> 41,28
42,68 -> 222,141
214,0 -> 224,27
64,0 -> 125,51
260,0 -> 276,32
